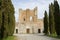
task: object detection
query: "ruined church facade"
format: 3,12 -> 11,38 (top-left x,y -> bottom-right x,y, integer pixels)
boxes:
14,7 -> 44,34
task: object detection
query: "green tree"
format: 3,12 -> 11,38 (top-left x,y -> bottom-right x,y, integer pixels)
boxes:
49,3 -> 55,34
0,0 -> 2,38
0,0 -> 15,39
7,0 -> 15,36
44,11 -> 49,35
54,0 -> 60,36
1,0 -> 9,38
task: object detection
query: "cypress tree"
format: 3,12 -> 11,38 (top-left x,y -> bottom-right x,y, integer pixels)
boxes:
0,0 -> 15,38
2,0 -> 9,38
0,0 -> 2,38
7,0 -> 15,36
49,3 -> 55,34
44,11 -> 49,35
54,0 -> 60,35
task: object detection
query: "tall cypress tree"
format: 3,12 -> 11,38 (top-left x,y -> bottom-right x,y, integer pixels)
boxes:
49,3 -> 55,34
2,0 -> 9,38
54,0 -> 60,35
0,0 -> 2,38
7,0 -> 15,36
0,0 -> 15,38
44,11 -> 49,35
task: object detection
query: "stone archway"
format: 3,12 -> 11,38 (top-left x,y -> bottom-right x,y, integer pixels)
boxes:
26,29 -> 30,33
16,29 -> 18,33
38,29 -> 41,33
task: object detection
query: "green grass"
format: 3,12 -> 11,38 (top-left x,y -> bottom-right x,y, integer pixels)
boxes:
3,36 -> 16,40
48,34 -> 57,38
47,34 -> 60,39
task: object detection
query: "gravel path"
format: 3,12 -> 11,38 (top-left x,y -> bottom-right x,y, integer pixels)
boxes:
14,34 -> 60,40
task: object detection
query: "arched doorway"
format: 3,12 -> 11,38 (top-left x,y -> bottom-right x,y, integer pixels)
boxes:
38,29 -> 41,33
26,29 -> 30,33
16,29 -> 18,33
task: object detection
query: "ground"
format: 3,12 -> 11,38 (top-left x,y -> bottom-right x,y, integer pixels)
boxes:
3,36 -> 16,40
14,33 -> 60,40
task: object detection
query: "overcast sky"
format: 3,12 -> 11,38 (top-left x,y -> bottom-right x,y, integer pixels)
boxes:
11,0 -> 60,22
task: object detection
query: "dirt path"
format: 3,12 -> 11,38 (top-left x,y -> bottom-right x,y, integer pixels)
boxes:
14,34 -> 60,40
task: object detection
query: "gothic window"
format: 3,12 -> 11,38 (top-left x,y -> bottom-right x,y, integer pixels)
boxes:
24,18 -> 25,21
30,16 -> 33,21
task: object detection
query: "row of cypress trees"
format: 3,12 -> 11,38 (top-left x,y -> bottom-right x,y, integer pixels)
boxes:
0,0 -> 15,39
44,0 -> 60,37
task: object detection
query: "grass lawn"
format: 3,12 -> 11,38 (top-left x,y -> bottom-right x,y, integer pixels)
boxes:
47,34 -> 60,39
3,36 -> 17,40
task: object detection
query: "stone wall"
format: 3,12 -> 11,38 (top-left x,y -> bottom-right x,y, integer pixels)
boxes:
14,7 -> 44,34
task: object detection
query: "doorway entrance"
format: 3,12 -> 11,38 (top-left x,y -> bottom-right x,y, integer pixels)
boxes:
26,29 -> 30,33
38,29 -> 41,33
16,29 -> 18,33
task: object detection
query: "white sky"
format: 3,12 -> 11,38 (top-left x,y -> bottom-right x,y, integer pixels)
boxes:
12,0 -> 60,22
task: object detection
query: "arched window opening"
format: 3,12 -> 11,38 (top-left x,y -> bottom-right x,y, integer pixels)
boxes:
24,18 -> 25,21
30,16 -> 33,21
